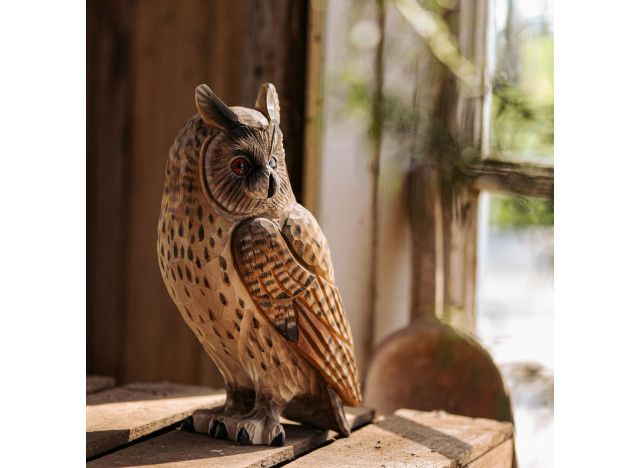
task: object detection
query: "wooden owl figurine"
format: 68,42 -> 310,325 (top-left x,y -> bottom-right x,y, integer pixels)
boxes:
157,83 -> 362,446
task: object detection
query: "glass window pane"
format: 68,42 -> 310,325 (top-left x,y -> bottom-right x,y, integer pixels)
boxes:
476,192 -> 554,468
491,0 -> 554,163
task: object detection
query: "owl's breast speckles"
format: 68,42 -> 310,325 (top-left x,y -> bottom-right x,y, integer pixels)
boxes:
158,195 -> 229,304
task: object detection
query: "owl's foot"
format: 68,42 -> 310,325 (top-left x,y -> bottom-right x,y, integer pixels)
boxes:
183,386 -> 256,434
206,406 -> 285,446
182,407 -> 226,433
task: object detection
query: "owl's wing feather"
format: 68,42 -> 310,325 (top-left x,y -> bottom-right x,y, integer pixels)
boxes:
280,204 -> 335,283
232,215 -> 361,406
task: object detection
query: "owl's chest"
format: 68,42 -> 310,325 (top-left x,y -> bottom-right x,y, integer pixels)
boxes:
158,205 -> 292,378
158,199 -> 241,303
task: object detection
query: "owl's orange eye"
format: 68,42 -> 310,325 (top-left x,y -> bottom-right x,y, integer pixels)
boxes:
231,157 -> 250,175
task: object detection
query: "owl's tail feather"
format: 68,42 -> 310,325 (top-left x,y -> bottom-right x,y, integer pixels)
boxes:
327,385 -> 351,437
281,382 -> 351,436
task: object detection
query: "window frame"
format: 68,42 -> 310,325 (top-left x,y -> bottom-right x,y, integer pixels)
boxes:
404,0 -> 554,332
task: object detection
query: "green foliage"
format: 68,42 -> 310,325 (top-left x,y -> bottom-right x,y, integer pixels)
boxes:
491,35 -> 554,163
489,194 -> 554,229
340,68 -> 419,139
337,1 -> 555,230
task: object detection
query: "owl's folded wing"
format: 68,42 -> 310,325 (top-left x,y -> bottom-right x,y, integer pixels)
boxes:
232,215 -> 361,406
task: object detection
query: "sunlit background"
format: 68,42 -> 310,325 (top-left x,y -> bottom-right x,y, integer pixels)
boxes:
321,0 -> 554,467
480,0 -> 554,466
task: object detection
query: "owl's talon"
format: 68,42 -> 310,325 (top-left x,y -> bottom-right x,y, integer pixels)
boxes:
216,422 -> 228,439
236,428 -> 252,445
209,420 -> 228,440
270,432 -> 285,446
208,420 -> 218,438
215,422 -> 228,440
179,416 -> 195,432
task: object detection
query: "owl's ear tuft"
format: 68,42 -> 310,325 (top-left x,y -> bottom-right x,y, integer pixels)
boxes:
195,84 -> 240,130
255,83 -> 280,125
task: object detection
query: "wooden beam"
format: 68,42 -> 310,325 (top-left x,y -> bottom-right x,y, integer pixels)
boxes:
440,180 -> 480,330
465,158 -> 554,198
302,0 -> 326,214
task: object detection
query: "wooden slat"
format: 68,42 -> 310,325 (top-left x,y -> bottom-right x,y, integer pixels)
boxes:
86,382 -> 226,458
87,405 -> 374,467
88,423 -> 329,468
466,158 -> 554,199
86,376 -> 116,394
287,409 -> 512,467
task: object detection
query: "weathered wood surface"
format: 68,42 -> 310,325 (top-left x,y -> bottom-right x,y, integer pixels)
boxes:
466,158 -> 554,199
466,438 -> 513,468
87,0 -> 134,383
87,405 -> 374,467
287,409 -> 513,467
87,383 -> 511,468
87,375 -> 116,394
86,382 -> 226,458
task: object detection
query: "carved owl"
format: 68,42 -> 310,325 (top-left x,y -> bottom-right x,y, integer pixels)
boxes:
157,83 -> 362,446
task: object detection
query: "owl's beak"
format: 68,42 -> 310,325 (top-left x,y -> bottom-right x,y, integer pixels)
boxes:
267,173 -> 277,198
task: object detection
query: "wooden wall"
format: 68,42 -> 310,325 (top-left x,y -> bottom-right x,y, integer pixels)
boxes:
87,0 -> 310,387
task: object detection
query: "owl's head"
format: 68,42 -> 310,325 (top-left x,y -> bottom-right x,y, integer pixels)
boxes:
196,83 -> 293,219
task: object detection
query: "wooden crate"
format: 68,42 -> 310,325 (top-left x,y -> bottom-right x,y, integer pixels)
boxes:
86,376 -> 513,467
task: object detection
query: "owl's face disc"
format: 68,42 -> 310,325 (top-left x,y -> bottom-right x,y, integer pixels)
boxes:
201,117 -> 291,219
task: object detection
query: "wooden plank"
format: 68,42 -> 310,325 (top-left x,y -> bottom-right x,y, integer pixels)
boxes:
88,423 -> 329,468
86,0 -> 134,383
287,409 -> 512,467
87,405 -> 374,467
390,409 -> 512,465
86,382 -> 226,458
123,0 -> 246,389
86,376 -> 116,394
465,438 -> 513,468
